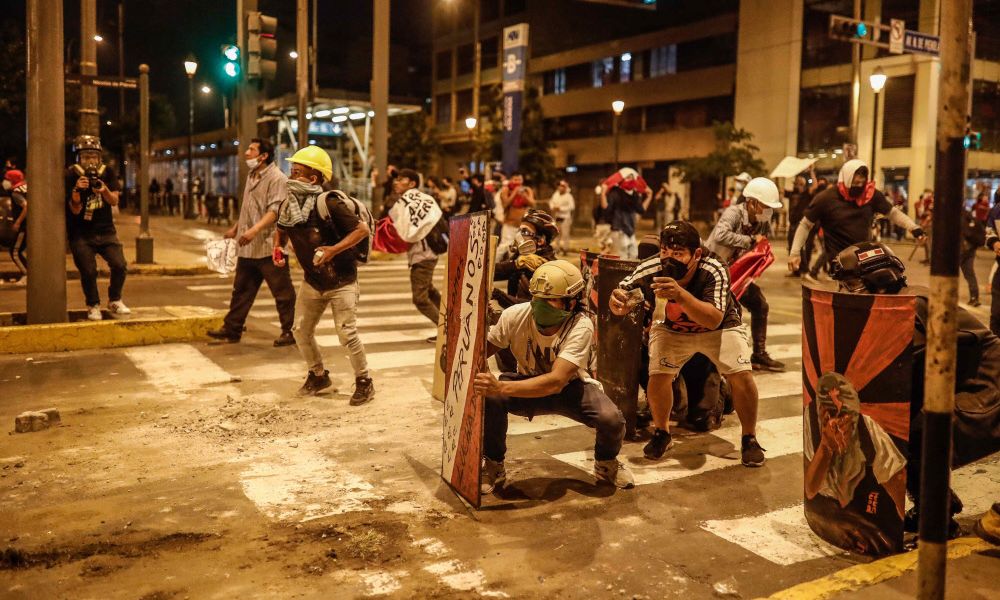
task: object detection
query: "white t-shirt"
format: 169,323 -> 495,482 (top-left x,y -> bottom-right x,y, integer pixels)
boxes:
549,191 -> 575,221
487,303 -> 596,384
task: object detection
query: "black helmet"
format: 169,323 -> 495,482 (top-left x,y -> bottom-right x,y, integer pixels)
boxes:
73,135 -> 102,153
830,242 -> 907,294
522,208 -> 560,243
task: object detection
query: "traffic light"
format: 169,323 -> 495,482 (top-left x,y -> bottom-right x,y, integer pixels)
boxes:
247,11 -> 278,81
221,44 -> 241,79
964,131 -> 982,151
829,15 -> 873,42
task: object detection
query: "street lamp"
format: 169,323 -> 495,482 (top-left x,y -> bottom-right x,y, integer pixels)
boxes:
465,116 -> 477,131
200,84 -> 211,94
869,67 -> 887,181
289,50 -> 299,59
93,34 -> 104,43
612,100 -> 625,170
184,56 -> 198,219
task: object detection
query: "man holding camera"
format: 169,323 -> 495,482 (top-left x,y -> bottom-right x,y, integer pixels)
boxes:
65,135 -> 129,321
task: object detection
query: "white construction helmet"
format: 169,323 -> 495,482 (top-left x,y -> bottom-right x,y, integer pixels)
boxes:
734,171 -> 752,184
742,177 -> 782,209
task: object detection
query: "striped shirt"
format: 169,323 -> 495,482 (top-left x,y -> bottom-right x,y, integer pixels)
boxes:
618,250 -> 742,333
237,162 -> 287,259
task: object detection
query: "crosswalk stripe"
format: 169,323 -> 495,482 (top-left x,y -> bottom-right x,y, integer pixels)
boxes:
550,415 -> 802,486
767,323 -> 802,338
701,454 -> 1000,566
270,314 -> 432,330
756,370 -> 803,399
124,344 -> 234,389
187,283 -> 236,291
316,328 -> 436,347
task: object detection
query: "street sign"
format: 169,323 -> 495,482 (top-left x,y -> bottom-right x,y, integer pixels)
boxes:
65,74 -> 138,89
889,19 -> 905,54
903,30 -> 940,56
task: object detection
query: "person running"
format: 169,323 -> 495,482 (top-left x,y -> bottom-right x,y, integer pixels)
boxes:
4,169 -> 27,280
788,159 -> 924,275
207,138 -> 297,346
601,168 -> 652,259
475,260 -> 634,493
274,146 -> 374,405
393,169 -> 443,333
548,180 -> 575,255
705,177 -> 785,371
65,135 -> 130,321
611,221 -> 766,467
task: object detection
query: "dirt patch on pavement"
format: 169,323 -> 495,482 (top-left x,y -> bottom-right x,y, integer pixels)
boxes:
0,531 -> 216,571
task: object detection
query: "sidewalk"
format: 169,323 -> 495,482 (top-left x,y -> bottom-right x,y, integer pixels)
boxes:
0,212 -> 231,280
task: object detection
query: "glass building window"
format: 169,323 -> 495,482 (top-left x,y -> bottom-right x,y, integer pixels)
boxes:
648,45 -> 677,78
881,74 -> 915,149
544,68 -> 567,95
798,84 -> 850,152
457,43 -> 475,76
435,93 -> 452,125
592,57 -> 615,88
480,36 -> 499,70
620,52 -> 633,83
435,49 -> 452,80
455,89 -> 474,122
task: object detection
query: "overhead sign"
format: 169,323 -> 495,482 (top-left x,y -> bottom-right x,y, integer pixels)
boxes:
889,19 -> 905,54
65,74 -> 138,89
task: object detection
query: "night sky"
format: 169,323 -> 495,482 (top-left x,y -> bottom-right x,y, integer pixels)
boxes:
8,0 -> 433,137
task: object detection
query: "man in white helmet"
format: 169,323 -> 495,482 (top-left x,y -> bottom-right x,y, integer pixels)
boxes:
789,159 -> 924,275
474,260 -> 635,493
705,177 -> 785,371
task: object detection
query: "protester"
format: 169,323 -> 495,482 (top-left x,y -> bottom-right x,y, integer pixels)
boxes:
548,180 -> 575,255
373,164 -> 399,218
65,135 -> 129,321
499,172 -> 535,251
788,159 -> 924,275
394,169 -> 444,335
961,207 -> 985,307
164,177 -> 177,215
493,209 -> 559,307
785,171 -> 816,276
912,189 -> 934,265
611,221 -> 766,466
274,146 -> 374,404
466,173 -> 493,214
654,182 -> 681,231
984,197 -> 1000,336
439,176 -> 458,218
705,177 -> 785,371
207,138 -> 296,346
600,167 -> 652,259
4,170 -> 27,279
975,192 -> 991,223
475,260 -> 635,493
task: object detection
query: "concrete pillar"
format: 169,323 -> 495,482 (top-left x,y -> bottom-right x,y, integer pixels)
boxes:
910,0 -> 942,218
372,0 -> 390,204
296,0 -> 309,150
79,0 -> 100,137
733,0 -> 804,171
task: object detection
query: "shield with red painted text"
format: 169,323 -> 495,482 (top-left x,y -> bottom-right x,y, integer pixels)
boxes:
801,286 -> 914,556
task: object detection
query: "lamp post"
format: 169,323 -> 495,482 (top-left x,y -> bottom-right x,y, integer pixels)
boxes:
465,116 -> 477,170
612,100 -> 625,170
184,56 -> 198,219
869,67 -> 887,183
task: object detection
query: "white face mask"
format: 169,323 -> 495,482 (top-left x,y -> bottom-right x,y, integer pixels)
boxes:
246,157 -> 260,170
514,233 -> 537,256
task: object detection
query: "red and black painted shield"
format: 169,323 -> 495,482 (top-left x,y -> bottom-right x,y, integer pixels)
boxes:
801,286 -> 914,556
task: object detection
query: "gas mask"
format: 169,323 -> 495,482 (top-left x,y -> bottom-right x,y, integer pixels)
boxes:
514,232 -> 537,255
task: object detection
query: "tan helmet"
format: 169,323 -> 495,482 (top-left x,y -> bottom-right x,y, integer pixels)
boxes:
74,135 -> 102,153
529,260 -> 585,299
287,145 -> 333,181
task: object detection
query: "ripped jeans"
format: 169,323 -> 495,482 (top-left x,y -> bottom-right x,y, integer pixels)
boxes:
292,280 -> 369,378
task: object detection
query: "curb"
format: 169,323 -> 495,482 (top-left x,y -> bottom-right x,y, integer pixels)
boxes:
0,306 -> 225,354
1,265 -> 213,281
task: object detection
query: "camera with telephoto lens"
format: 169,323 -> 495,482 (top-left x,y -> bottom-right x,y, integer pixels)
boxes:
84,166 -> 103,191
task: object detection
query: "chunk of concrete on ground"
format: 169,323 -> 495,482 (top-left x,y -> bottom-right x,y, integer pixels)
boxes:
14,411 -> 50,433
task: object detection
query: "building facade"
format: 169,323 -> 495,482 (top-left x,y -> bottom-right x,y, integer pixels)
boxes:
432,0 -> 1000,226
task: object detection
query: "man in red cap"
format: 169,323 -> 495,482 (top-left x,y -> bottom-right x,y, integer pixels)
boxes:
3,170 -> 27,279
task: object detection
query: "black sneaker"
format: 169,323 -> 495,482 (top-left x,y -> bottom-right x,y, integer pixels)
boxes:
206,327 -> 241,343
751,352 -> 785,372
969,297 -> 981,307
643,429 -> 673,460
297,370 -> 332,396
350,376 -> 375,406
273,331 -> 296,347
741,434 -> 766,467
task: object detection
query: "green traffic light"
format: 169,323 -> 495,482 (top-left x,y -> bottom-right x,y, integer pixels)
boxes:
855,23 -> 867,38
224,62 -> 240,78
223,44 -> 240,61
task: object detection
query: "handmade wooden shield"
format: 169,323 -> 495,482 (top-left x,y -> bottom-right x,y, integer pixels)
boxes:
441,212 -> 493,509
801,286 -> 915,556
596,256 -> 644,438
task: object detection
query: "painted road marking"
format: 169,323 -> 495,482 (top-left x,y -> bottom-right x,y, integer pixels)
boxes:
756,370 -> 803,399
767,323 -> 802,338
702,455 -> 1000,566
187,283 -> 236,291
360,570 -> 407,596
508,414 -> 580,436
124,344 -> 234,389
270,314 -> 433,330
240,441 -> 382,522
316,328 -> 437,347
551,415 -> 802,486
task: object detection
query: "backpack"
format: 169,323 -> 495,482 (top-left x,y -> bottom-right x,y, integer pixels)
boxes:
316,190 -> 375,263
424,215 -> 450,255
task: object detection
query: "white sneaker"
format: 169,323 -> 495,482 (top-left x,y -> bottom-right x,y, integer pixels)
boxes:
594,459 -> 635,489
108,300 -> 132,316
480,458 -> 506,495
87,305 -> 103,321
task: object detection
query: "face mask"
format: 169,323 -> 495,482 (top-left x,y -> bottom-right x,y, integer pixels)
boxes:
660,256 -> 690,279
531,298 -> 571,328
848,185 -> 865,198
515,232 -> 537,255
246,157 -> 260,170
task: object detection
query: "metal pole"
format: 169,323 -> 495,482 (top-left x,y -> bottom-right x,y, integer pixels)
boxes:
918,2 -> 973,598
187,74 -> 195,219
296,0 -> 309,150
372,0 -> 390,207
871,90 -> 879,181
223,94 -> 230,130
80,0 -> 100,137
472,0 -> 481,135
136,64 -> 153,263
613,113 -> 620,170
311,0 -> 318,99
849,0 -> 861,147
236,0 -> 259,203
26,0 -> 68,324
117,2 -> 125,119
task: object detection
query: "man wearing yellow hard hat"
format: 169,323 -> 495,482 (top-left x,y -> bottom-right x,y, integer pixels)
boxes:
274,145 -> 375,405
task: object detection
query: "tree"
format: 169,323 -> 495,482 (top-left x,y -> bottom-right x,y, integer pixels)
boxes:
674,121 -> 766,194
387,110 -> 439,173
474,84 -> 557,186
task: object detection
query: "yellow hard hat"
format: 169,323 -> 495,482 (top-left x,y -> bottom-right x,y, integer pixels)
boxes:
287,145 -> 333,181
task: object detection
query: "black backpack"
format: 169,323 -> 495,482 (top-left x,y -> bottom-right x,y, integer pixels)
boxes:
425,215 -> 450,255
316,190 -> 375,263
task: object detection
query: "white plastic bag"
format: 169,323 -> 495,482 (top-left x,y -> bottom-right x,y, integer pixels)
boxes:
390,188 -> 443,243
205,238 -> 237,275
